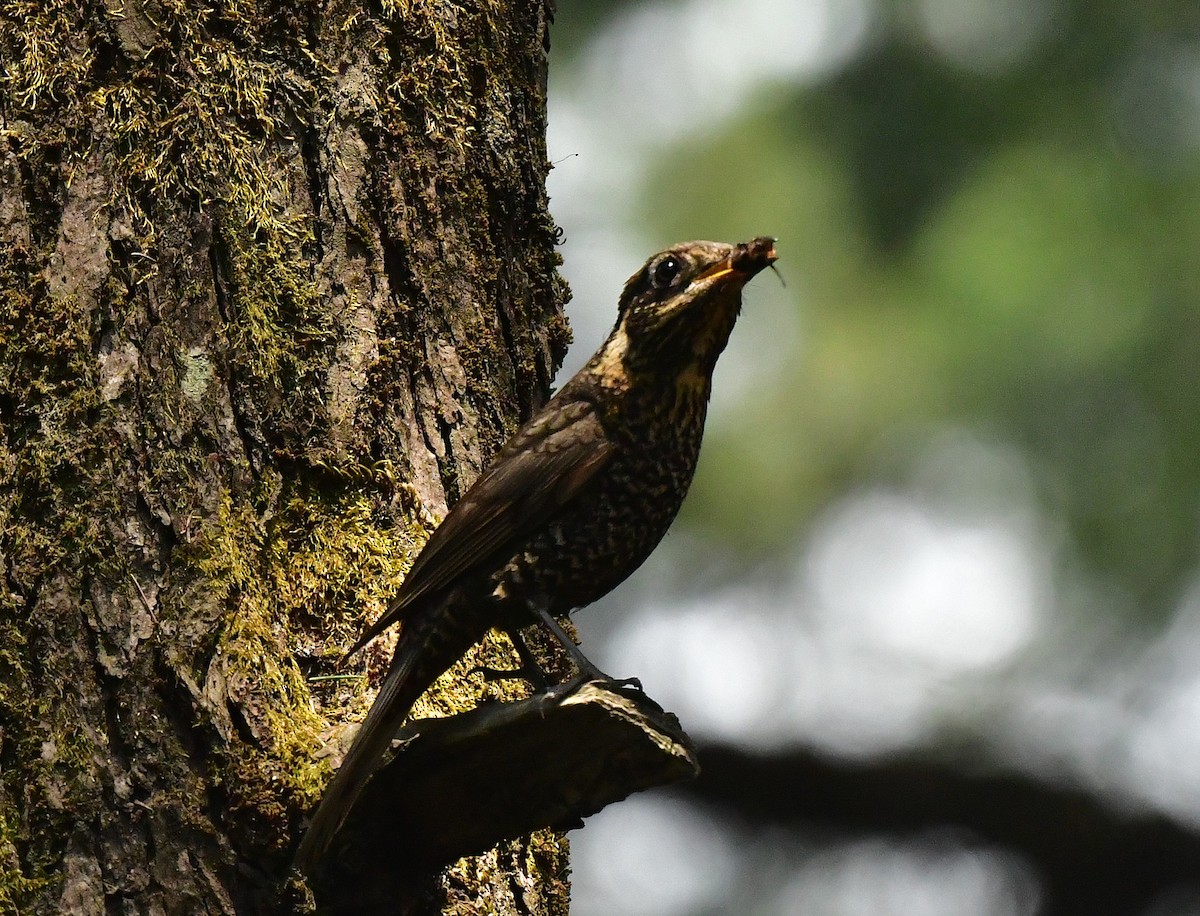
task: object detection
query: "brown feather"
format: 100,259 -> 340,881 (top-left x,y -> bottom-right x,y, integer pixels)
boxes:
347,399 -> 614,654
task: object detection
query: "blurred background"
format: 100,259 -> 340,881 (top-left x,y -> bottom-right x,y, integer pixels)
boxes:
545,1 -> 1200,914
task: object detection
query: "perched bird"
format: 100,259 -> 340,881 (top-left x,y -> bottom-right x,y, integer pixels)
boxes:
296,236 -> 777,872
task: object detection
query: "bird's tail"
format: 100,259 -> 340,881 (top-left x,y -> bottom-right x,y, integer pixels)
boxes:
294,643 -> 425,875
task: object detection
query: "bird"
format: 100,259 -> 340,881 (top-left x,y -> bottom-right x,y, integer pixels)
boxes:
295,236 -> 778,872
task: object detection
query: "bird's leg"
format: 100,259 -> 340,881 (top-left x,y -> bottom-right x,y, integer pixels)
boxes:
529,601 -> 643,692
468,627 -> 550,689
507,628 -> 550,689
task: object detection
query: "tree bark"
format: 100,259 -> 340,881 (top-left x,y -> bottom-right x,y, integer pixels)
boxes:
312,681 -> 698,913
0,0 -> 569,912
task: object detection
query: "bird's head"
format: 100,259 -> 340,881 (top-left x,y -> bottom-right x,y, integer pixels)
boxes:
597,237 -> 777,382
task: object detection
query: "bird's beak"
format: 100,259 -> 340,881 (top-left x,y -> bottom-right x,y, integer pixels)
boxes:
696,237 -> 778,285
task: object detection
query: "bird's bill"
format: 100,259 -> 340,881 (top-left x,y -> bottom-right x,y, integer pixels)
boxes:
695,236 -> 778,285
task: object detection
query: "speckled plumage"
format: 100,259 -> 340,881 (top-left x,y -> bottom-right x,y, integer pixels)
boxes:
296,237 -> 777,872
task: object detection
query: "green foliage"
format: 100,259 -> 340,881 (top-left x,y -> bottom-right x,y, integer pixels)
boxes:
634,14 -> 1200,623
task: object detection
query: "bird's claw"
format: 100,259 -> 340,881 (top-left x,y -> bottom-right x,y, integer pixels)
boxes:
605,675 -> 643,693
557,666 -> 643,694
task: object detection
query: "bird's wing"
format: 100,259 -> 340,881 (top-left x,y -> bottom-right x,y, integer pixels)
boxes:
348,397 -> 613,654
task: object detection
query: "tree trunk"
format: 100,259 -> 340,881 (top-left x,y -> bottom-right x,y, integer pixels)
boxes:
0,0 -> 570,912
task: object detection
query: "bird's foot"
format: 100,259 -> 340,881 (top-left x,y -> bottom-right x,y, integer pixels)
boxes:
579,668 -> 643,693
561,652 -> 641,691
471,658 -> 640,694
605,675 -> 644,693
525,603 -> 644,691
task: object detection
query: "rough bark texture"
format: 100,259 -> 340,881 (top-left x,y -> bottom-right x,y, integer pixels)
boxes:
0,0 -> 571,912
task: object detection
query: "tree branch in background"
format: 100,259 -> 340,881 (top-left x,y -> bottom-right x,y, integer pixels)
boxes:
687,743 -> 1200,916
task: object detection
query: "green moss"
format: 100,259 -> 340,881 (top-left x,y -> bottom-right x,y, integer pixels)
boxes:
441,828 -> 569,915
0,619 -> 44,906
4,0 -> 334,465
0,245 -> 127,583
375,0 -> 488,147
267,489 -> 423,648
526,828 -> 571,915
0,606 -> 114,900
217,208 -> 329,408
189,491 -> 323,804
0,0 -> 92,146
0,811 -> 50,913
185,476 -> 437,828
0,239 -> 133,900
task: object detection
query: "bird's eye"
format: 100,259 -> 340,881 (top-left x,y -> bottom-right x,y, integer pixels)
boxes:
650,255 -> 683,290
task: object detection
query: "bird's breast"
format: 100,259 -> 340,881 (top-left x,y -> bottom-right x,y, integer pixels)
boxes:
493,380 -> 711,615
